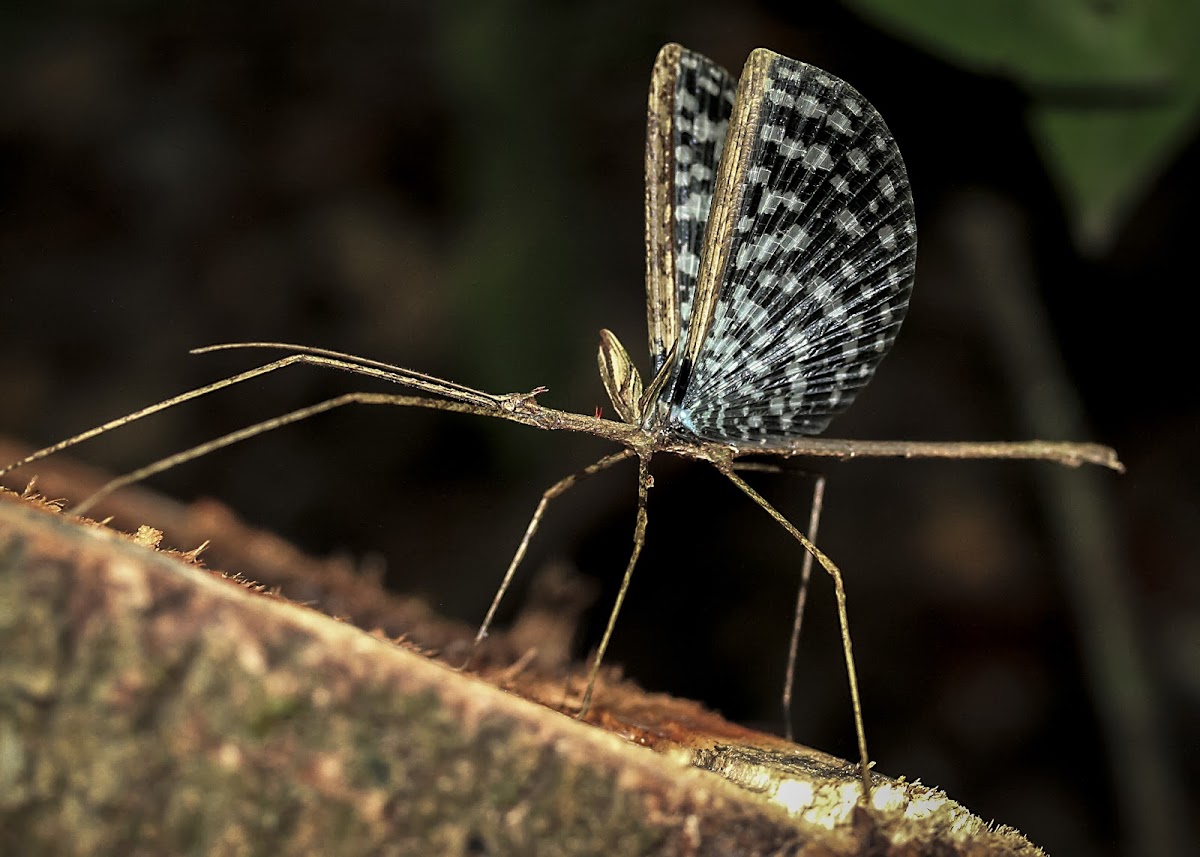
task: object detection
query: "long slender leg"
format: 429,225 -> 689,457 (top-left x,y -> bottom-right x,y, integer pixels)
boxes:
729,460 -> 826,738
721,467 -> 873,804
0,352 -> 506,481
782,474 -> 826,742
465,449 -> 636,667
577,456 -> 651,719
191,341 -> 506,406
66,392 -> 523,516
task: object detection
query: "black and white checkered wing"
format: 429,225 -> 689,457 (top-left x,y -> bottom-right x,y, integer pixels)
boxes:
663,49 -> 917,445
644,44 -> 738,376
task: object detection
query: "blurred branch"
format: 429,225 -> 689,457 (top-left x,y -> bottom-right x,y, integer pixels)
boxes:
946,190 -> 1189,857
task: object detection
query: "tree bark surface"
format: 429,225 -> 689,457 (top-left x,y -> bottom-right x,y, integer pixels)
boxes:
0,464 -> 1047,857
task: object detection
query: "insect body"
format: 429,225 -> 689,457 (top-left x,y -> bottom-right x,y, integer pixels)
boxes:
0,44 -> 1121,804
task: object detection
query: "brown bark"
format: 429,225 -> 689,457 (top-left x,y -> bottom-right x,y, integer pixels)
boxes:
0,451 -> 1047,856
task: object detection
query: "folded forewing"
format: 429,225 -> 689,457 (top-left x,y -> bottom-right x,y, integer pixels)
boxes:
644,44 -> 738,377
666,48 -> 917,444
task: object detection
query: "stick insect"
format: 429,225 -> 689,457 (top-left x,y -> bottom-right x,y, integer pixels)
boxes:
1,44 -> 1121,803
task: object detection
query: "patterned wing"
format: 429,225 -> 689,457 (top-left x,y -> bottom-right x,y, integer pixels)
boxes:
663,48 -> 917,444
644,44 -> 738,377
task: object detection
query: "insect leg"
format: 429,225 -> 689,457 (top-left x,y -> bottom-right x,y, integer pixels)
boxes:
720,467 -> 873,804
0,353 -> 507,482
66,392 -> 515,516
577,456 -> 650,719
727,462 -> 827,738
782,473 -> 825,742
466,449 -> 636,667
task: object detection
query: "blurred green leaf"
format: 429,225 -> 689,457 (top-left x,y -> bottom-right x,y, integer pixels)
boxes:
845,0 -> 1200,252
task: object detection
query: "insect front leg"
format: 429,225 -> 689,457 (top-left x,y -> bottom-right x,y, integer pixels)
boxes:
576,456 -> 651,719
465,449 -> 636,669
58,392 -> 515,516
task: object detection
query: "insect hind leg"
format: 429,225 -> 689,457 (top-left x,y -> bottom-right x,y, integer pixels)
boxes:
720,466 -> 873,804
730,461 -> 827,740
781,473 -> 826,742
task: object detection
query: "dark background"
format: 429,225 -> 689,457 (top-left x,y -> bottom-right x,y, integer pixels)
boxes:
1,2 -> 1195,855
